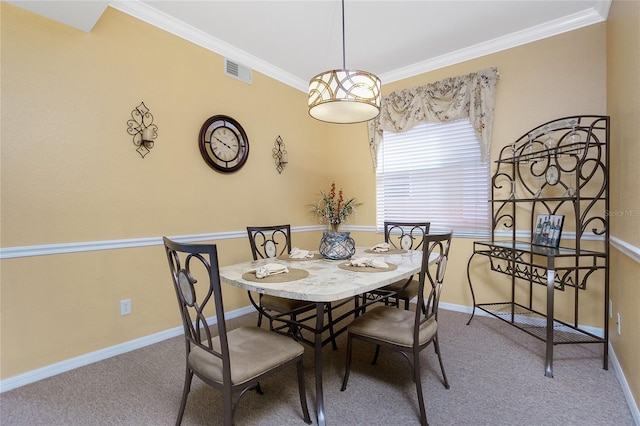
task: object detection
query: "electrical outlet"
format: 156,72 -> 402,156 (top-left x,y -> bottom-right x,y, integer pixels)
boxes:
120,299 -> 132,316
609,299 -> 613,318
616,312 -> 621,335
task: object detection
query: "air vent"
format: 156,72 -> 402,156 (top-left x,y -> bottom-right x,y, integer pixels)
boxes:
224,58 -> 252,84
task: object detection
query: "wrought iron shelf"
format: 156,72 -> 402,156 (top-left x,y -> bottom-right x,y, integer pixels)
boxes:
466,115 -> 610,378
472,241 -> 607,290
490,196 -> 601,203
475,302 -> 605,345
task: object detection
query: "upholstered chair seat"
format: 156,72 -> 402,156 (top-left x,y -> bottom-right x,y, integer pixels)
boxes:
189,327 -> 304,385
379,279 -> 419,307
341,232 -> 453,426
347,306 -> 437,347
163,237 -> 311,426
260,295 -> 312,314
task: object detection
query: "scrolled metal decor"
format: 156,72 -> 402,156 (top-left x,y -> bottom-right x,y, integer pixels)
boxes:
126,101 -> 158,158
272,135 -> 288,174
307,0 -> 381,123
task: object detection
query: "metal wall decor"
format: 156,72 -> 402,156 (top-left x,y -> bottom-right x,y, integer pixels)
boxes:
126,101 -> 158,158
272,135 -> 288,174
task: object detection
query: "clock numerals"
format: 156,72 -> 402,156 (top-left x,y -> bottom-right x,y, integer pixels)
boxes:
211,127 -> 240,162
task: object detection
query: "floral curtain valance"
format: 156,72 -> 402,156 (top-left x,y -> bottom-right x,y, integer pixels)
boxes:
368,67 -> 499,168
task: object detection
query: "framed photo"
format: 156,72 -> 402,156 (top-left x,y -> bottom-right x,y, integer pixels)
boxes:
532,214 -> 564,248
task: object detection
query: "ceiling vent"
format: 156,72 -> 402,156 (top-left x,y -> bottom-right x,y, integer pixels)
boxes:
225,58 -> 252,84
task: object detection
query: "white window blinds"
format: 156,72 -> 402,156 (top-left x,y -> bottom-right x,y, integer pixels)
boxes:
376,119 -> 490,237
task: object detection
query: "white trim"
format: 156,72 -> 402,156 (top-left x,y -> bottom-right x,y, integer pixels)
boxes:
383,8 -> 607,83
3,301 -> 638,426
439,302 -> 604,337
611,235 -> 640,264
109,1 -> 307,91
609,343 -> 640,426
4,227 -> 634,260
109,1 -> 608,91
0,233 -> 236,259
0,305 -> 255,393
0,226 -> 325,259
444,302 -> 638,423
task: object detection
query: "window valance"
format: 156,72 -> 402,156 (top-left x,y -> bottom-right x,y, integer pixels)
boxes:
368,67 -> 499,168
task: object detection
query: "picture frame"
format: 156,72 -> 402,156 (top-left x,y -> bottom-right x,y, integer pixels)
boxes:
532,214 -> 564,248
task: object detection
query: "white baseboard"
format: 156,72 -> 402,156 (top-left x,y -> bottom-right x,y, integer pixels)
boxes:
442,301 -> 639,425
441,301 -> 604,338
2,301 -> 638,426
609,343 -> 640,425
0,305 -> 255,393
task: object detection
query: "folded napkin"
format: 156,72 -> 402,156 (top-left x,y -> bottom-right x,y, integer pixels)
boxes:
371,242 -> 391,252
289,247 -> 314,259
253,263 -> 289,279
349,257 -> 389,269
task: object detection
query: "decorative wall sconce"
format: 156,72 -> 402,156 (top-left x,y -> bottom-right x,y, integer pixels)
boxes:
126,101 -> 158,158
272,135 -> 288,174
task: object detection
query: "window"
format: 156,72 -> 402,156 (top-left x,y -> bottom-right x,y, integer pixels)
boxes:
376,119 -> 490,237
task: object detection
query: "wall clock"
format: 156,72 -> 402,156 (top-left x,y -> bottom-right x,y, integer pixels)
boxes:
198,115 -> 249,173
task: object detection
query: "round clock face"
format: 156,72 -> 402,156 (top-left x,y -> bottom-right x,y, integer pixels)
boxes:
199,115 -> 249,173
545,165 -> 560,185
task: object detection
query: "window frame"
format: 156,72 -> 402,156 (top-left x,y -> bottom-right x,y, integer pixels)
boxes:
375,118 -> 491,238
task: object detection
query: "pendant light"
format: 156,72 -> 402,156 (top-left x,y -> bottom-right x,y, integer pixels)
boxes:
308,0 -> 381,124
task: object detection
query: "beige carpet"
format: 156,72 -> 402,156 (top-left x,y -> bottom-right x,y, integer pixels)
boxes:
0,308 -> 635,425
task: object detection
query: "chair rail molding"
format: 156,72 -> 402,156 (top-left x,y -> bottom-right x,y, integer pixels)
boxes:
610,235 -> 640,263
0,226 -> 324,259
2,227 -> 635,261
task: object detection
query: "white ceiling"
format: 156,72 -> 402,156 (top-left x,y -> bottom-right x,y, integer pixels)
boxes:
7,0 -> 611,91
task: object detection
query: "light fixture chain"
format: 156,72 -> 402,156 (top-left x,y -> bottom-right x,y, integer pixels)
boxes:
341,0 -> 346,69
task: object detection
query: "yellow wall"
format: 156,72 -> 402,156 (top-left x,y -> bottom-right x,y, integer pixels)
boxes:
0,4 -> 333,377
1,2 -> 636,409
330,23 -> 609,321
606,0 -> 640,410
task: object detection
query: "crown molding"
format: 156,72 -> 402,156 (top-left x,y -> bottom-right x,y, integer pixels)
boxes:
381,6 -> 608,84
108,0 -> 308,91
110,1 -> 608,92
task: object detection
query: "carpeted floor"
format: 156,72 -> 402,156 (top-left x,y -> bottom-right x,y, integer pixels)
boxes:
0,308 -> 635,426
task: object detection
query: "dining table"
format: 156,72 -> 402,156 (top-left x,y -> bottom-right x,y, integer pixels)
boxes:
218,246 -> 429,426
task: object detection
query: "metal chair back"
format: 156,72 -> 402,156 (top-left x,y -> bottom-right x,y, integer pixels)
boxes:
247,224 -> 292,260
384,221 -> 431,250
414,232 -> 453,333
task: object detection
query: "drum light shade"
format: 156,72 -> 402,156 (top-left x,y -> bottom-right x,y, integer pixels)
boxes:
308,69 -> 381,123
307,0 -> 381,124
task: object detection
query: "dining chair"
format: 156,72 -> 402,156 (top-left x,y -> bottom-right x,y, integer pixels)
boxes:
363,221 -> 431,310
340,232 -> 452,426
246,225 -> 338,349
163,237 -> 311,426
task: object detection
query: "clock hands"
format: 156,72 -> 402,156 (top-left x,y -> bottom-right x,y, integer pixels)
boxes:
199,115 -> 248,172
214,136 -> 234,150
